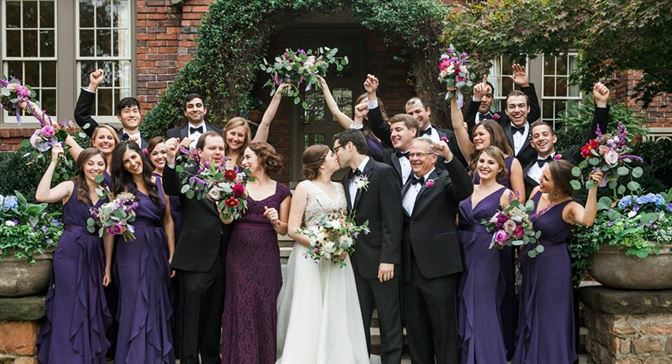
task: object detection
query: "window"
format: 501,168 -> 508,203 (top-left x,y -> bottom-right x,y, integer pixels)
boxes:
541,53 -> 580,129
489,55 -> 529,112
1,0 -> 57,123
77,0 -> 132,122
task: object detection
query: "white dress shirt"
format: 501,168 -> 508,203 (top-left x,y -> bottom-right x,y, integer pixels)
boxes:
348,157 -> 370,208
526,152 -> 556,184
398,153 -> 412,185
512,123 -> 530,156
402,168 -> 435,216
187,122 -> 206,150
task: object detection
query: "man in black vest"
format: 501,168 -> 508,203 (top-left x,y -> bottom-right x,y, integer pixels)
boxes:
166,93 -> 222,150
401,137 -> 472,364
164,131 -> 231,364
334,129 -> 404,364
74,69 -> 147,148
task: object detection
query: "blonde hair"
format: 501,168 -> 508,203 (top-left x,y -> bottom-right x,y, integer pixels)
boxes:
475,146 -> 508,179
223,117 -> 252,165
90,125 -> 121,149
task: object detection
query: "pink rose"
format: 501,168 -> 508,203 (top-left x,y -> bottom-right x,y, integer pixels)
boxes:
232,183 -> 246,197
604,150 -> 619,167
513,225 -> 524,238
425,179 -> 434,188
16,85 -> 30,98
438,59 -> 450,71
40,125 -> 55,138
494,230 -> 509,244
503,219 -> 516,234
492,113 -> 501,121
496,214 -> 509,225
553,154 -> 562,160
106,223 -> 124,235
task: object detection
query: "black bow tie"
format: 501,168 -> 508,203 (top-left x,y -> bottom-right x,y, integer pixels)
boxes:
537,156 -> 554,167
395,150 -> 410,159
512,125 -> 526,135
421,128 -> 432,136
189,126 -> 204,134
478,112 -> 493,120
410,176 -> 425,185
351,169 -> 363,177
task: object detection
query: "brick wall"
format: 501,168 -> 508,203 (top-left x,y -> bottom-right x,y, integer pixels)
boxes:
612,70 -> 672,128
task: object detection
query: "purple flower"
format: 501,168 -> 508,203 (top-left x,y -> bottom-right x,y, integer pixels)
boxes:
106,223 -> 124,235
16,85 -> 30,98
40,125 -> 55,138
494,230 -> 509,244
425,179 -> 434,188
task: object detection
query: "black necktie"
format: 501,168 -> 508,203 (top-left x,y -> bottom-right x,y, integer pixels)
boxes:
537,156 -> 554,168
410,176 -> 424,185
189,126 -> 204,134
395,150 -> 410,159
478,112 -> 493,121
421,128 -> 432,136
512,125 -> 525,135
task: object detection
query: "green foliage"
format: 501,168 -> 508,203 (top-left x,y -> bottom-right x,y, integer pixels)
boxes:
142,0 -> 451,136
631,139 -> 672,192
442,0 -> 672,106
558,99 -> 649,139
0,191 -> 62,262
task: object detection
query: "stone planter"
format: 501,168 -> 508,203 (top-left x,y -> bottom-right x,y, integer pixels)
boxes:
591,245 -> 672,290
0,254 -> 52,297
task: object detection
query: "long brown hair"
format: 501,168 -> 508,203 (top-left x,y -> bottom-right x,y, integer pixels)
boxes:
74,148 -> 105,205
468,120 -> 512,172
110,141 -> 161,205
547,160 -> 575,197
302,144 -> 330,180
248,142 -> 283,177
223,117 -> 252,166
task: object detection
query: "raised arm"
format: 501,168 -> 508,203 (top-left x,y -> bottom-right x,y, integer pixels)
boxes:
565,170 -> 603,226
316,76 -> 354,129
253,83 -> 289,143
286,182 -> 312,248
74,69 -> 105,137
512,63 -> 540,123
450,96 -> 475,160
35,145 -> 74,203
589,82 -> 610,139
434,140 -> 473,202
465,75 -> 489,136
364,74 -> 392,148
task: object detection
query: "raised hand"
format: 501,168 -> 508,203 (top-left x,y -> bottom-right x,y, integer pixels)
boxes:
354,101 -> 368,120
473,74 -> 489,99
433,140 -> 454,161
88,69 -> 105,91
511,63 -> 529,88
165,137 -> 180,165
275,82 -> 290,96
363,74 -> 379,95
589,169 -> 605,187
592,82 -> 610,108
50,143 -> 64,162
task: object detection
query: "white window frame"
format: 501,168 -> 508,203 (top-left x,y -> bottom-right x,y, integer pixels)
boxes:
488,55 -> 530,112
540,52 -> 582,129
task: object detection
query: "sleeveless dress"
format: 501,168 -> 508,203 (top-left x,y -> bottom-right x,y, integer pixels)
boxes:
472,155 -> 518,358
38,182 -> 112,363
220,183 -> 291,364
114,178 -> 174,363
457,187 -> 508,364
512,193 -> 575,364
276,181 -> 369,364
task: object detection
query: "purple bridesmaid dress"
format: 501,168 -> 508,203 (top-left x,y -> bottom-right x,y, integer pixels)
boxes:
114,178 -> 174,363
457,187 -> 508,364
38,182 -> 112,363
220,183 -> 290,364
512,192 -> 576,364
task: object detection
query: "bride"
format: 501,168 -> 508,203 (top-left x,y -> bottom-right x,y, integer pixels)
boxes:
276,144 -> 369,364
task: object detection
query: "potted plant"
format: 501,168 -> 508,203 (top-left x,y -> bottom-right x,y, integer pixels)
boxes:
573,190 -> 672,290
0,191 -> 61,297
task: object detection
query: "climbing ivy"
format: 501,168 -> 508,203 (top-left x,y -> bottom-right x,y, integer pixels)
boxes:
141,0 -> 450,137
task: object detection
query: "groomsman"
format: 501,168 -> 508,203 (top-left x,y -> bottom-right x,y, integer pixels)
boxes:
74,69 -> 147,148
524,82 -> 611,196
465,64 -> 542,166
334,129 -> 404,364
164,131 -> 232,364
166,93 -> 222,150
401,137 -> 473,364
363,74 -> 467,167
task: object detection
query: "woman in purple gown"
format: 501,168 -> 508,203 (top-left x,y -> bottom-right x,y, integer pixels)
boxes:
220,142 -> 291,364
513,160 -> 602,364
104,141 -> 176,363
457,146 -> 513,364
36,146 -> 111,363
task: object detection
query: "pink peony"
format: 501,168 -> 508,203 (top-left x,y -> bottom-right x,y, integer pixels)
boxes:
232,183 -> 246,197
494,230 -> 509,244
40,125 -> 55,138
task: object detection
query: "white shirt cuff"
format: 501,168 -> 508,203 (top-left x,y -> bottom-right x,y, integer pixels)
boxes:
83,87 -> 96,94
368,99 -> 379,109
350,123 -> 364,130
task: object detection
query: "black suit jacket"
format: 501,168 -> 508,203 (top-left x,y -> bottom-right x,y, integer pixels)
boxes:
465,84 -> 541,166
163,166 -> 232,272
401,160 -> 473,281
368,106 -> 467,167
166,123 -> 222,139
343,159 -> 403,279
522,106 -> 610,196
74,89 -> 147,148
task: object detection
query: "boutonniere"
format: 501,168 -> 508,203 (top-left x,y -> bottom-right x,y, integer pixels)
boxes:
553,154 -> 562,161
440,136 -> 449,143
425,179 -> 435,188
354,175 -> 369,191
492,113 -> 501,121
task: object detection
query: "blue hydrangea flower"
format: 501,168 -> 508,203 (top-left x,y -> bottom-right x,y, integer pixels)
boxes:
636,193 -> 665,207
618,196 -> 633,210
3,196 -> 18,211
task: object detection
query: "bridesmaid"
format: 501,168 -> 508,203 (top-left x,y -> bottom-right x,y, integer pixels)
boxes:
457,146 -> 512,364
36,146 -> 112,363
103,141 -> 176,363
512,161 -> 602,364
220,142 -> 291,364
147,136 -> 183,238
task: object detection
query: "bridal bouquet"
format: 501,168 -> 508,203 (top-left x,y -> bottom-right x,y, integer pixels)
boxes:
297,209 -> 369,268
260,47 -> 349,110
0,78 -> 38,123
571,123 -> 643,195
437,45 -> 475,100
87,188 -> 138,242
175,151 -> 253,224
482,199 -> 543,258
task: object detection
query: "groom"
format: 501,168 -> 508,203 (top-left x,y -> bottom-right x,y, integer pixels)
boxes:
334,129 -> 404,364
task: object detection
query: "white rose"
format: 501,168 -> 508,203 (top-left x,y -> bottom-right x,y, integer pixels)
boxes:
604,149 -> 619,166
4,220 -> 16,226
208,188 -> 221,201
339,235 -> 353,249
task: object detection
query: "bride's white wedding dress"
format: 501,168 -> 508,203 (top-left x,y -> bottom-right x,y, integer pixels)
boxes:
276,181 -> 369,364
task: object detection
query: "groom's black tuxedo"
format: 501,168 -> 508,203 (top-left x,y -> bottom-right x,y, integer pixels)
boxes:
401,160 -> 473,364
343,158 -> 404,364
163,165 -> 232,364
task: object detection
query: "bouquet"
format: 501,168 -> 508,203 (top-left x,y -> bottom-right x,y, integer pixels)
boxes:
175,150 -> 253,224
1,78 -> 38,123
297,209 -> 369,268
482,199 -> 543,258
260,47 -> 349,110
437,45 -> 475,101
87,188 -> 138,242
571,123 -> 643,195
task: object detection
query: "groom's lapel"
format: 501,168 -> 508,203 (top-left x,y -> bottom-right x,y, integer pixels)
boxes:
352,160 -> 375,211
342,175 -> 353,212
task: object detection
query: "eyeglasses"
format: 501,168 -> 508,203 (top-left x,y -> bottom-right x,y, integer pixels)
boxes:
408,152 -> 436,159
333,145 -> 342,153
